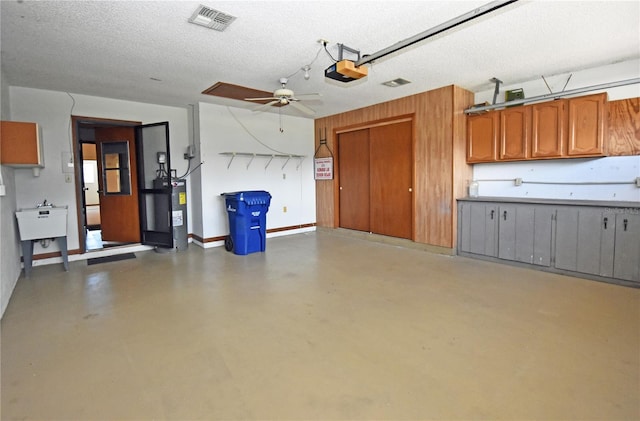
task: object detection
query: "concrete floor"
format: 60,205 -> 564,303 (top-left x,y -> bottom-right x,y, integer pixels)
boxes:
1,230 -> 638,420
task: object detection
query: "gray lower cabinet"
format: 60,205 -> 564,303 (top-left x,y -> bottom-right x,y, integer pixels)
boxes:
555,206 -> 615,277
459,202 -> 498,257
613,212 -> 640,282
498,204 -> 553,266
458,199 -> 640,286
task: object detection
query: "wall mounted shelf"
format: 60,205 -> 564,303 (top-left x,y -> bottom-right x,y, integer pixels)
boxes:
220,152 -> 305,170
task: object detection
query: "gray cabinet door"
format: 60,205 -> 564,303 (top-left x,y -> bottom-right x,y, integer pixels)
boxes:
532,206 -> 554,267
459,202 -> 472,253
498,204 -> 551,265
555,207 -> 615,276
498,205 -> 517,261
614,212 -> 640,282
555,207 -> 579,271
459,202 -> 498,257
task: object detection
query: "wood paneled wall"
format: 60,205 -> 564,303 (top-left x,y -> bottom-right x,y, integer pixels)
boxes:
314,85 -> 474,249
608,97 -> 640,156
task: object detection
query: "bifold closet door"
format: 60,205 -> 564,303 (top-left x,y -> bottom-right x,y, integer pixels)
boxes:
369,121 -> 413,239
338,128 -> 370,232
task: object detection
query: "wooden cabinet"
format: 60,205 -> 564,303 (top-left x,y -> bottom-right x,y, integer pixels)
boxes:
500,106 -> 531,160
0,121 -> 43,167
607,97 -> 640,156
531,99 -> 566,158
467,112 -> 498,163
458,199 -> 640,286
466,92 -> 609,163
567,93 -> 607,156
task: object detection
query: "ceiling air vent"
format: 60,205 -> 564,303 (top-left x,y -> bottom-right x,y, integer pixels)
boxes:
189,5 -> 236,31
382,78 -> 411,88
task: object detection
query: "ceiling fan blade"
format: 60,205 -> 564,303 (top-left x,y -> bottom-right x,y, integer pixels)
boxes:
294,93 -> 322,99
245,97 -> 277,101
289,101 -> 315,116
252,100 -> 279,112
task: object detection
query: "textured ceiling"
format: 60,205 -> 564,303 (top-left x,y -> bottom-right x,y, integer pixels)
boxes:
1,1 -> 639,118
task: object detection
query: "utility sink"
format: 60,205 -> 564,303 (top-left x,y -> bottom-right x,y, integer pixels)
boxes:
16,206 -> 68,241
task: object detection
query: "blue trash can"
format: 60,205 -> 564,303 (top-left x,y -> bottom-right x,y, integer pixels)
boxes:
222,191 -> 272,255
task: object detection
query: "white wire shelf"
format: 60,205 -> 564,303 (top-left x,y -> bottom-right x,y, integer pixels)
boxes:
219,152 -> 306,170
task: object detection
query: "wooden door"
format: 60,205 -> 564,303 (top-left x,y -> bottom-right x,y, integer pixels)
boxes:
567,93 -> 606,156
369,121 -> 413,239
338,129 -> 370,232
467,112 -> 498,162
500,106 -> 530,160
95,127 -> 140,243
531,99 -> 566,158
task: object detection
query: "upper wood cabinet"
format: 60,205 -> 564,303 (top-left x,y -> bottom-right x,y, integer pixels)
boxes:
500,106 -> 531,160
607,97 -> 640,156
567,93 -> 607,156
531,99 -> 566,158
467,92 -> 610,163
0,121 -> 43,167
467,112 -> 498,163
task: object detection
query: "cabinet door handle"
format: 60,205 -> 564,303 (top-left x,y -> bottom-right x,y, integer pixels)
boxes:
490,210 -> 495,220
603,217 -> 608,229
624,219 -> 628,231
503,210 -> 508,221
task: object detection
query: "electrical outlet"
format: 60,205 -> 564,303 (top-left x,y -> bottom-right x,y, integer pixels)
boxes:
282,173 -> 286,180
283,206 -> 287,213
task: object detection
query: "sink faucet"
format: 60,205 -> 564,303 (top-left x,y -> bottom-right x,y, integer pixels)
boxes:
37,199 -> 49,208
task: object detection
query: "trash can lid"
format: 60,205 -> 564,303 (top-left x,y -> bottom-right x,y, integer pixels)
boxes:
221,191 -> 272,205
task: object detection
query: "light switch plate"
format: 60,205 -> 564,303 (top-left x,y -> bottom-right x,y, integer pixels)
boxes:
0,185 -> 5,196
61,152 -> 74,173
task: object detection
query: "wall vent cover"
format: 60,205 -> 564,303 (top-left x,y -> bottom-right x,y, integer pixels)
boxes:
189,5 -> 236,31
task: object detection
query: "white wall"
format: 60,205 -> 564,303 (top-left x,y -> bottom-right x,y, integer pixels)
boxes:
9,87 -> 191,256
196,103 -> 316,244
472,59 -> 640,202
1,68 -> 22,318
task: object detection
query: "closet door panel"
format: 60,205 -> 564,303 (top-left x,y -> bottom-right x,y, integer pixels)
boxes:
369,121 -> 413,239
338,129 -> 370,232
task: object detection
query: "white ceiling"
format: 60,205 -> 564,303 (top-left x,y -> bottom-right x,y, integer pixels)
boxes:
1,1 -> 639,118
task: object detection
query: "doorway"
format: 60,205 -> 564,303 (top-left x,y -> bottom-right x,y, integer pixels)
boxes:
72,117 -> 142,253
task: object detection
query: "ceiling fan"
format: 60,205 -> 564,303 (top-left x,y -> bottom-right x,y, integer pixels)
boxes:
245,78 -> 320,116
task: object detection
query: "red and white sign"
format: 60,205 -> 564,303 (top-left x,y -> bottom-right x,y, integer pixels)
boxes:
314,157 -> 333,180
